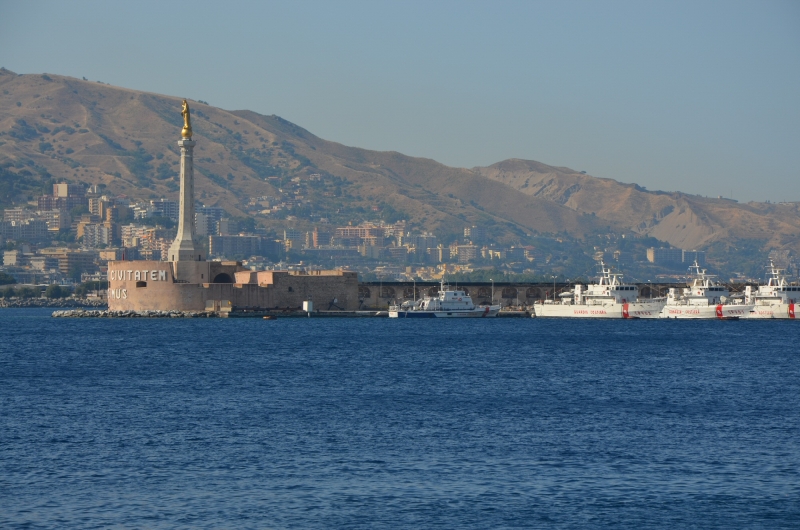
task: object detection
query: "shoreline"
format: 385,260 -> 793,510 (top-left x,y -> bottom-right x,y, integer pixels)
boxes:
1,298 -> 107,309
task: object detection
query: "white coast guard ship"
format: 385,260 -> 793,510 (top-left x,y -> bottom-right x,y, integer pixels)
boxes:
660,261 -> 753,319
745,261 -> 799,319
532,262 -> 664,318
388,280 -> 500,318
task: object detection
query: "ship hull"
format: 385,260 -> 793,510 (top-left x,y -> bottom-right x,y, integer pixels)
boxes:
389,307 -> 500,318
660,304 -> 754,319
748,303 -> 797,319
533,301 -> 664,318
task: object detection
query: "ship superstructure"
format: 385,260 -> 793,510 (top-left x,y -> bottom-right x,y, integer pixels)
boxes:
660,261 -> 753,319
532,262 -> 664,318
745,261 -> 798,319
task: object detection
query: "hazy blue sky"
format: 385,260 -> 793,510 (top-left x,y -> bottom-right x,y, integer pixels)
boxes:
1,0 -> 798,202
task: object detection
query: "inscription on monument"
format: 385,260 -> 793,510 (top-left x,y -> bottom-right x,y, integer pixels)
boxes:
109,270 -> 168,281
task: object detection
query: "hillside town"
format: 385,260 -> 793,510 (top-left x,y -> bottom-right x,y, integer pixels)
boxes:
0,181 -> 538,286
2,180 -> 796,294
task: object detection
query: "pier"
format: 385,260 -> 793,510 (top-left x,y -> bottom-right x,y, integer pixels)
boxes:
357,281 -> 696,310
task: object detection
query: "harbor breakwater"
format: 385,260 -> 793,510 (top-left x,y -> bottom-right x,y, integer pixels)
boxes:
52,309 -> 213,318
52,308 -> 531,318
2,298 -> 106,309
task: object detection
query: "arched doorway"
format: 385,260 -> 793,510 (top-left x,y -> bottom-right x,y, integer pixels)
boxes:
525,287 -> 541,300
403,287 -> 421,299
212,273 -> 233,284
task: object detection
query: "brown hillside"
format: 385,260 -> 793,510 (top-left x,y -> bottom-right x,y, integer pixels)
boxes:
0,70 -> 601,242
230,110 -> 602,238
1,69 -> 796,253
474,159 -> 800,251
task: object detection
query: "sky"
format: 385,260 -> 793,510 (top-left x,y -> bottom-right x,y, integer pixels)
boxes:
1,0 -> 798,202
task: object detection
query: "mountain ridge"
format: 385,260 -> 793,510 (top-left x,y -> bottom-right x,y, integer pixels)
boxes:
1,68 -> 798,257
474,159 -> 800,251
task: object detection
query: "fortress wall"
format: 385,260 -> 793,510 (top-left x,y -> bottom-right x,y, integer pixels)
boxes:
203,273 -> 358,310
255,271 -> 277,285
234,271 -> 258,284
266,272 -> 359,310
107,260 -> 359,312
107,261 -> 208,311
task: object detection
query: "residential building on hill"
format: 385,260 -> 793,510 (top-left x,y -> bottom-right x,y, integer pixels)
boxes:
682,250 -> 706,266
464,225 -> 487,244
210,235 -> 263,258
150,199 -> 179,220
647,247 -> 683,264
647,247 -> 706,266
196,206 -> 227,236
53,183 -> 85,198
283,228 -> 304,250
1,219 -> 49,242
457,244 -> 479,264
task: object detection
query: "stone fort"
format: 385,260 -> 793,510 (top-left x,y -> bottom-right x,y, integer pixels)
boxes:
107,101 -> 359,312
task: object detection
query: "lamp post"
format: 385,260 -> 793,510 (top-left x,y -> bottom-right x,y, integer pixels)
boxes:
490,278 -> 494,305
552,275 -> 556,301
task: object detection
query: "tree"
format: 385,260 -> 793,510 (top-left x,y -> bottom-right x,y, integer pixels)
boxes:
1,286 -> 16,299
234,216 -> 256,233
139,215 -> 175,228
0,272 -> 16,285
68,264 -> 85,282
17,286 -> 39,299
45,284 -> 67,299
74,280 -> 107,298
70,205 -> 89,217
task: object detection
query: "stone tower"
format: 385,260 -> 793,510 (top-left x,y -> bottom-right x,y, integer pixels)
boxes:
169,100 -> 204,262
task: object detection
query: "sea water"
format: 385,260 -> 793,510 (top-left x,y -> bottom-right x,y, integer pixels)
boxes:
1,308 -> 799,528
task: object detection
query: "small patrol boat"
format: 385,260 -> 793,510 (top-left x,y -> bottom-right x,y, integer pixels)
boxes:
388,280 -> 500,318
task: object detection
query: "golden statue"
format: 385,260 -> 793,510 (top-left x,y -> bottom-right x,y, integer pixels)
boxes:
181,99 -> 192,138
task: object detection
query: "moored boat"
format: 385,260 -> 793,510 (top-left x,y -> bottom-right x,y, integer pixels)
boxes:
745,261 -> 799,319
388,280 -> 500,318
532,262 -> 664,318
659,261 -> 753,319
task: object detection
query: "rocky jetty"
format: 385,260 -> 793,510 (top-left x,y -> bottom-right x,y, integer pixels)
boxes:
1,298 -> 107,309
52,309 -> 215,318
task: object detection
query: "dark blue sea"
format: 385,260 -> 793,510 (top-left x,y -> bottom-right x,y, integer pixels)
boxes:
1,308 -> 799,528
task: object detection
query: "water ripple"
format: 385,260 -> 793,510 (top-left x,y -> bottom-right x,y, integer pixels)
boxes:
1,309 -> 799,528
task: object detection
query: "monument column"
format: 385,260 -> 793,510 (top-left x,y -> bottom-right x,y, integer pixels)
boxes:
169,100 -> 204,262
